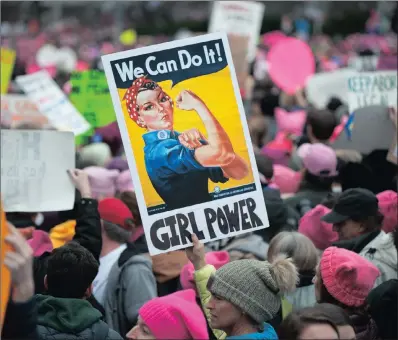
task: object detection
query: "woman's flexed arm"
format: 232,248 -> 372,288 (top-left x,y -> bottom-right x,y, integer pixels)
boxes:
176,90 -> 248,179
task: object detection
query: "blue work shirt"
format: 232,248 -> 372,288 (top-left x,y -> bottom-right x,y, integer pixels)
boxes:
143,130 -> 228,210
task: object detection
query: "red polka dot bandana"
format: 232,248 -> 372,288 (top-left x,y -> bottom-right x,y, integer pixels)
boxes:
123,76 -> 156,128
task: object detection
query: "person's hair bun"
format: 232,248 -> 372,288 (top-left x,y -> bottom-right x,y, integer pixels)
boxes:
269,254 -> 299,294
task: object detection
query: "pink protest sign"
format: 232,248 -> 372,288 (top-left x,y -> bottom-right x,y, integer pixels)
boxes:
267,38 -> 315,94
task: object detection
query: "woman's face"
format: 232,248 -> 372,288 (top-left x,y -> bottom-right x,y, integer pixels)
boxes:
206,294 -> 242,331
136,87 -> 173,131
126,317 -> 155,340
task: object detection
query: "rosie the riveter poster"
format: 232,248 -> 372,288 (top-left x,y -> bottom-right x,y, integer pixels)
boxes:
102,33 -> 268,255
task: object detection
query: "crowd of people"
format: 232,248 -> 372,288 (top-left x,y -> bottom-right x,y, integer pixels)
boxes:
1,3 -> 398,340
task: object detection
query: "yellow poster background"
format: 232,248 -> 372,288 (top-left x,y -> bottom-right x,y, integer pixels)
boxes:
0,199 -> 11,331
1,48 -> 16,94
117,66 -> 254,208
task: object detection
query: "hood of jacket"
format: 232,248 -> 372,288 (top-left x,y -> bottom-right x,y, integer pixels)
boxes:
224,234 -> 269,260
227,323 -> 278,339
334,231 -> 397,286
35,294 -> 102,333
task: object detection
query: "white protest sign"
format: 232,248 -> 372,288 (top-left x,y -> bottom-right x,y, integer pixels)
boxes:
306,68 -> 355,109
102,32 -> 268,255
15,70 -> 90,135
347,71 -> 397,113
1,130 -> 75,212
208,1 -> 265,62
0,94 -> 49,127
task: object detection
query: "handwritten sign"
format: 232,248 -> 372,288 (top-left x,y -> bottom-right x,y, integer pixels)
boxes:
69,70 -> 116,144
307,68 -> 355,109
0,94 -> 49,127
0,130 -> 76,212
15,71 -> 90,136
208,1 -> 265,62
347,71 -> 397,113
0,47 -> 16,94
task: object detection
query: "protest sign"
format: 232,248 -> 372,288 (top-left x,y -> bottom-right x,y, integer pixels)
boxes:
209,1 -> 265,62
0,94 -> 49,127
1,130 -> 76,212
332,105 -> 395,154
208,1 -> 265,89
268,38 -> 315,94
307,68 -> 355,109
16,71 -> 90,136
102,33 -> 268,255
347,71 -> 397,113
69,70 -> 116,144
1,47 -> 16,94
0,199 -> 10,332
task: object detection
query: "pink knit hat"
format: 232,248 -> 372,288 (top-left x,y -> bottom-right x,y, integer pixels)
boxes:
275,107 -> 307,136
180,251 -> 230,291
139,289 -> 208,340
377,190 -> 398,233
299,205 -> 338,250
27,230 -> 53,257
116,170 -> 134,193
297,143 -> 338,177
320,247 -> 380,307
272,164 -> 303,194
83,166 -> 119,199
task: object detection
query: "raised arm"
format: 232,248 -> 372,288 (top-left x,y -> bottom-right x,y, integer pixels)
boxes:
176,90 -> 249,180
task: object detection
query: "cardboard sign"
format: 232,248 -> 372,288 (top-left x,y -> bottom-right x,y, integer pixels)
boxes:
102,33 -> 268,255
0,94 -> 49,127
332,105 -> 395,154
15,71 -> 90,136
69,70 -> 116,144
347,71 -> 397,113
0,47 -> 16,94
1,130 -> 76,212
208,1 -> 265,62
306,68 -> 355,109
0,200 -> 10,331
268,38 -> 315,94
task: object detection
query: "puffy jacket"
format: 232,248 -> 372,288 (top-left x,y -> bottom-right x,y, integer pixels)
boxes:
35,295 -> 122,340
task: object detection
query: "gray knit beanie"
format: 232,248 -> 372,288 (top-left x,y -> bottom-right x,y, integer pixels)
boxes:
207,256 -> 298,325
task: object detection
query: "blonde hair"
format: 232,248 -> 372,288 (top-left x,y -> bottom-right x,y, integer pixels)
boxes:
268,232 -> 319,272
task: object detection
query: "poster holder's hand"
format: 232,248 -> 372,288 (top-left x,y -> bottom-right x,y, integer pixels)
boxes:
4,222 -> 34,303
185,234 -> 206,271
68,169 -> 92,199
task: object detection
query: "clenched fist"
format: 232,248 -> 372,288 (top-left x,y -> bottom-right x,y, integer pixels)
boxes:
176,90 -> 204,111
